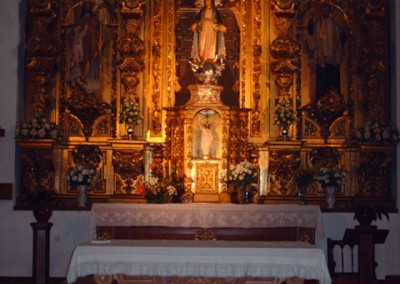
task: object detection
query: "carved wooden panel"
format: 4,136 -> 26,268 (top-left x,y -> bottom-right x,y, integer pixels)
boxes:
195,163 -> 219,193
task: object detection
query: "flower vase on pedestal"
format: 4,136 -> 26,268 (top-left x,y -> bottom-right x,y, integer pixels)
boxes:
77,184 -> 88,207
325,186 -> 336,209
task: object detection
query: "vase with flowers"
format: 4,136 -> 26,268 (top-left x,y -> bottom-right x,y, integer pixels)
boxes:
356,119 -> 400,145
224,160 -> 258,204
273,99 -> 297,140
143,176 -> 177,204
15,116 -> 57,139
66,165 -> 96,207
292,166 -> 318,204
119,99 -> 143,139
315,167 -> 346,209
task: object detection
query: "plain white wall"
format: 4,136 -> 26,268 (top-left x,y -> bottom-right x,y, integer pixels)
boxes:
0,0 -> 398,279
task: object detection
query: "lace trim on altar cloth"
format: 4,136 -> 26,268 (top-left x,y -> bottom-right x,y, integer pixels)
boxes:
88,203 -> 325,238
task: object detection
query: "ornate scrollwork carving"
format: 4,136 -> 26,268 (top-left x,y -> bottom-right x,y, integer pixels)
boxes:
26,1 -> 57,117
268,150 -> 300,195
357,0 -> 388,121
29,0 -> 55,15
270,35 -> 301,59
150,0 -> 163,135
300,89 -> 346,140
68,104 -> 112,139
251,0 -> 262,137
113,150 -> 144,194
299,233 -> 312,243
121,0 -> 146,18
71,145 -> 103,170
247,143 -> 259,166
21,147 -> 55,194
270,35 -> 301,97
271,0 -> 298,19
358,147 -> 392,197
229,113 -> 250,163
194,228 -> 217,241
359,0 -> 386,23
310,147 -> 341,169
303,118 -> 319,138
118,0 -> 146,139
358,38 -> 387,120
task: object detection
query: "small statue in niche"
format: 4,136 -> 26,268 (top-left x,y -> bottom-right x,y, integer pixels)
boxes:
306,3 -> 347,98
189,0 -> 227,84
68,2 -> 102,95
198,120 -> 214,159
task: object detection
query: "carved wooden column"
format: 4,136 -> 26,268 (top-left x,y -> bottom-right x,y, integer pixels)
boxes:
31,222 -> 53,284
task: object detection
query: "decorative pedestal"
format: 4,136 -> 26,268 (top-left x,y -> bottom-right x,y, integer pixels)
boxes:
187,84 -> 223,105
343,226 -> 389,284
31,222 -> 53,284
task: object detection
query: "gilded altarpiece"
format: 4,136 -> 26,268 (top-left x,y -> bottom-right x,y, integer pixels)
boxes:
17,0 -> 396,210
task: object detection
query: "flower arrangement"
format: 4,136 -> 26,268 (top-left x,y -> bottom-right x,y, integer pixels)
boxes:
143,176 -> 178,204
149,158 -> 163,179
15,117 -> 57,139
273,99 -> 297,129
315,167 -> 346,189
292,166 -> 318,188
356,119 -> 400,145
119,99 -> 143,127
224,160 -> 258,189
66,165 -> 96,186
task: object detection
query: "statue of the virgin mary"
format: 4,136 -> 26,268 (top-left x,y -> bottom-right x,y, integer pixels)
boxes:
189,0 -> 227,84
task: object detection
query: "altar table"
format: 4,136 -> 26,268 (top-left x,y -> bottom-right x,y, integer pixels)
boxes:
66,239 -> 332,284
89,203 -> 324,240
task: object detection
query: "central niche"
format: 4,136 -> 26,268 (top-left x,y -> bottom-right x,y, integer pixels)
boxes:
192,109 -> 221,159
174,3 -> 240,106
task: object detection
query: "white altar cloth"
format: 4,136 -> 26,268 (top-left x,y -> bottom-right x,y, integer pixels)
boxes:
66,239 -> 332,284
89,203 -> 324,238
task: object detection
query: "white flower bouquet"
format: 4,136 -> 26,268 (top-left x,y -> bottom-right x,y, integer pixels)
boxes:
356,120 -> 399,145
273,99 -> 297,129
224,160 -> 258,189
15,117 -> 57,139
315,167 -> 346,189
66,165 -> 96,186
119,99 -> 143,127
